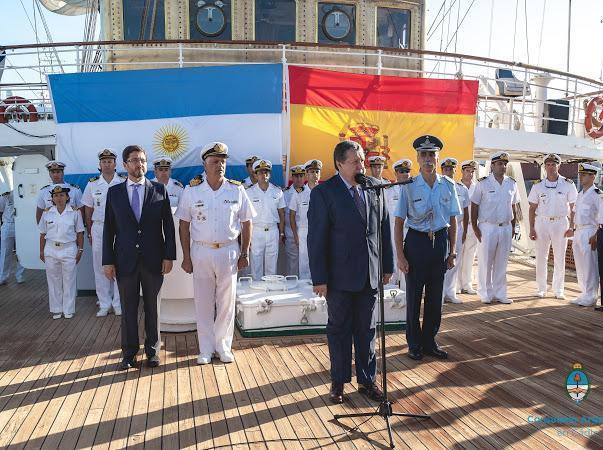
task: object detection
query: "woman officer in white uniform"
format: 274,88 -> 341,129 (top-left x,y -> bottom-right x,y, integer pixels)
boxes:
39,186 -> 85,319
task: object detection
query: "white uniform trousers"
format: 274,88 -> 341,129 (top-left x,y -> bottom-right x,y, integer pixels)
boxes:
285,231 -> 299,276
459,225 -> 478,291
534,216 -> 569,296
297,226 -> 310,280
44,241 -> 77,315
0,224 -> 25,283
572,227 -> 599,305
477,222 -> 512,302
92,222 -> 120,310
250,224 -> 279,280
443,221 -> 464,300
192,241 -> 239,356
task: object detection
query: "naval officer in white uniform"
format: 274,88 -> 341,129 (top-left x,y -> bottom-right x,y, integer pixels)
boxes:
81,148 -> 125,316
441,158 -> 470,303
39,185 -> 85,319
290,159 -> 322,280
368,155 -> 388,183
151,156 -> 184,208
282,165 -> 306,276
0,190 -> 25,285
458,160 -> 478,294
528,153 -> 577,299
385,159 -> 412,287
242,155 -> 259,188
176,142 -> 255,364
471,151 -> 519,304
571,163 -> 601,307
246,159 -> 286,280
36,161 -> 82,224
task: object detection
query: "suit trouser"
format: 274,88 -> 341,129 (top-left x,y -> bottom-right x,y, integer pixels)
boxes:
326,280 -> 377,385
116,259 -> 163,359
92,222 -> 120,310
477,222 -> 512,302
44,241 -> 77,315
250,224 -> 279,280
459,225 -> 478,290
298,227 -> 311,280
0,224 -> 25,282
404,228 -> 447,353
573,227 -> 599,305
534,217 -> 569,295
191,241 -> 238,356
443,220 -> 464,300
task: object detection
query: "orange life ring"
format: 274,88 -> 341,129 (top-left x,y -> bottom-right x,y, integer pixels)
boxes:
0,96 -> 38,123
584,96 -> 603,139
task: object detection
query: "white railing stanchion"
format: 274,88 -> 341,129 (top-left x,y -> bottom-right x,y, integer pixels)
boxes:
178,43 -> 183,68
377,49 -> 382,75
570,78 -> 578,135
520,67 -> 528,130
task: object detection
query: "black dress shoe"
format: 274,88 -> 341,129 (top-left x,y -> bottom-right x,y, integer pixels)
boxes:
118,357 -> 138,371
424,347 -> 448,359
358,383 -> 385,402
329,382 -> 344,404
146,355 -> 160,368
407,350 -> 423,361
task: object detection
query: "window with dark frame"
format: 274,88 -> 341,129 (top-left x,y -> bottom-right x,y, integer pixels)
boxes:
255,0 -> 296,43
376,7 -> 410,49
123,0 -> 166,40
318,3 -> 356,45
189,0 -> 232,41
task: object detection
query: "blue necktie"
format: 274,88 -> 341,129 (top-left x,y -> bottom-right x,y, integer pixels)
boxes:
131,184 -> 141,222
351,186 -> 367,223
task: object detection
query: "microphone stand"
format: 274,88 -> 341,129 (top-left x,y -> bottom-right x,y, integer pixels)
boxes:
334,176 -> 430,449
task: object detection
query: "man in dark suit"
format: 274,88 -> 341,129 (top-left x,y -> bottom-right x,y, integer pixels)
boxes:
103,145 -> 176,370
308,140 -> 393,404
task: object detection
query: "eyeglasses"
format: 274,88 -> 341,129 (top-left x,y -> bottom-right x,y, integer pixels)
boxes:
127,158 -> 147,164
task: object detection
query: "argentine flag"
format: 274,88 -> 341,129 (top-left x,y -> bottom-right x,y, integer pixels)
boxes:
48,64 -> 284,190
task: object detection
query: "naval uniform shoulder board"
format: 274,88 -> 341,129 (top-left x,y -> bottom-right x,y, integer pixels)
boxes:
44,207 -> 50,212
119,174 -> 127,179
284,186 -> 291,191
478,176 -> 488,182
189,175 -> 204,187
89,175 -> 99,182
227,179 -> 241,186
533,179 -> 541,184
41,184 -> 50,190
508,176 -> 516,182
69,183 -> 80,190
565,177 -> 575,183
173,180 -> 184,188
595,187 -> 601,194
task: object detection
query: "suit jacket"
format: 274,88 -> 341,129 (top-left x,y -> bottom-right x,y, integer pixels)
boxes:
308,174 -> 394,292
102,179 -> 176,275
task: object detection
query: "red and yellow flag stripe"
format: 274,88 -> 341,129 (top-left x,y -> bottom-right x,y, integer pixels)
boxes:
288,66 -> 479,180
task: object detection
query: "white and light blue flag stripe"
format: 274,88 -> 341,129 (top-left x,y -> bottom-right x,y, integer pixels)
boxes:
48,64 -> 284,189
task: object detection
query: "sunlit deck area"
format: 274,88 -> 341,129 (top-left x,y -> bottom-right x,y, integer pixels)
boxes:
0,258 -> 601,449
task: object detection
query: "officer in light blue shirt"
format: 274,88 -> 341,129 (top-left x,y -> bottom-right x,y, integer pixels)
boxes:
393,135 -> 461,361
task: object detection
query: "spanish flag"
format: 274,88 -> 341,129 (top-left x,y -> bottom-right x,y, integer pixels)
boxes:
288,66 -> 479,180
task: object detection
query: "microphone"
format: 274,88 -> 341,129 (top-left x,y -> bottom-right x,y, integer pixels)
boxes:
354,173 -> 370,186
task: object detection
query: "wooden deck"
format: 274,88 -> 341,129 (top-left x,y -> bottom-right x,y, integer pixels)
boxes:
0,258 -> 602,449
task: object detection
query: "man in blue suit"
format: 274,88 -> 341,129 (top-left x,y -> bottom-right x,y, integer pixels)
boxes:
308,140 -> 393,404
103,145 -> 176,370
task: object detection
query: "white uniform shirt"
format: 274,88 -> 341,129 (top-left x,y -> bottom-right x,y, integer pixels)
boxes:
38,206 -> 85,242
576,185 -> 601,226
385,185 -> 402,216
289,185 -> 311,229
81,173 -> 124,222
246,183 -> 286,226
0,192 -> 15,224
527,177 -> 578,218
284,185 -> 304,237
175,179 -> 256,242
471,174 -> 519,223
455,182 -> 470,218
152,177 -> 184,208
37,183 -> 82,210
126,178 -> 145,219
242,176 -> 254,189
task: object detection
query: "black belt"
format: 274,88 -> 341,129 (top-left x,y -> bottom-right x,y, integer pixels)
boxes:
408,227 -> 447,237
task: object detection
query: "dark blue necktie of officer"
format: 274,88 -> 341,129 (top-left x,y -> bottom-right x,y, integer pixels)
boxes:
351,186 -> 367,222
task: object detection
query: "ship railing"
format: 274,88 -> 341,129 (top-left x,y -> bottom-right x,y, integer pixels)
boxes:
1,40 -> 601,141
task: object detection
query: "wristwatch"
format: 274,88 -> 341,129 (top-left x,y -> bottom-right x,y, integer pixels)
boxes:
448,253 -> 457,258
239,252 -> 248,258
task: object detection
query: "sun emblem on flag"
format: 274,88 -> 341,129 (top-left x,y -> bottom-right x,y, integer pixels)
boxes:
153,124 -> 189,160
